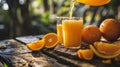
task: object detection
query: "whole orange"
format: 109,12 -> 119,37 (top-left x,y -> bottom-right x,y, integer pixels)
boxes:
99,18 -> 120,41
82,25 -> 102,44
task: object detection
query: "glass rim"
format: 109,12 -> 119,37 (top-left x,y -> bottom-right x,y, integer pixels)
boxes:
56,16 -> 82,20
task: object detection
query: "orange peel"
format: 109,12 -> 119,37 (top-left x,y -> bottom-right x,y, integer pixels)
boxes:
76,0 -> 111,6
89,45 -> 120,59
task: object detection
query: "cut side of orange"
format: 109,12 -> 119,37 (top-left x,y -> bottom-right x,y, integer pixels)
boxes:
77,49 -> 93,60
76,0 -> 111,6
26,39 -> 45,51
89,45 -> 120,59
94,42 -> 120,55
43,33 -> 58,48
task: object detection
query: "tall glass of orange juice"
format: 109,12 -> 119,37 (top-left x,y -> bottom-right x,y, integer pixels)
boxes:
57,17 -> 63,44
57,17 -> 71,44
56,17 -> 67,44
57,25 -> 62,44
62,17 -> 83,48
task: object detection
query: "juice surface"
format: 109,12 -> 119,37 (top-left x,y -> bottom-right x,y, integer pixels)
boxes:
62,20 -> 83,48
57,24 -> 63,43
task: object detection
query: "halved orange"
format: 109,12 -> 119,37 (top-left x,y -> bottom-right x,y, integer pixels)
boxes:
26,39 -> 45,51
43,33 -> 58,48
89,45 -> 120,59
76,0 -> 111,6
94,42 -> 120,55
77,49 -> 93,60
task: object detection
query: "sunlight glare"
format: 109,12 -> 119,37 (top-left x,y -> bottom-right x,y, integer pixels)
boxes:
19,0 -> 25,5
2,3 -> 9,10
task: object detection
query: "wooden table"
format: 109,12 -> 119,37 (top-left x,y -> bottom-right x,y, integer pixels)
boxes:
0,35 -> 120,67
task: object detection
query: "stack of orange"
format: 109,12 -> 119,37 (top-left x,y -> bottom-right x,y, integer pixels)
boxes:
78,18 -> 120,60
26,33 -> 58,51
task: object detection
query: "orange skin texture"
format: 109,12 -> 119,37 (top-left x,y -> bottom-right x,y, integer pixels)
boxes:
100,18 -> 120,41
82,25 -> 102,44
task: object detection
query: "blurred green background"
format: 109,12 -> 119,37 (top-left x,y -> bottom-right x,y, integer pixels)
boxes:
0,0 -> 120,40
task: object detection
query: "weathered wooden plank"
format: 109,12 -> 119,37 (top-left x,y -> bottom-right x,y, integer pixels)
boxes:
0,39 -> 70,67
15,36 -> 39,44
1,36 -> 120,67
4,52 -> 51,67
42,49 -> 95,67
42,45 -> 120,67
0,39 -> 31,55
54,44 -> 78,59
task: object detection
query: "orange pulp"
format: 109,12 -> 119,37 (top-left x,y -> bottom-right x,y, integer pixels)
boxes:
43,33 -> 58,48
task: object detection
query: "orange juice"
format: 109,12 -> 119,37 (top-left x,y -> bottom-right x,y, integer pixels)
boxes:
57,24 -> 63,43
62,20 -> 83,48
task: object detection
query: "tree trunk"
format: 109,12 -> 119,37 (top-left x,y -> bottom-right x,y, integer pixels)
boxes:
43,0 -> 49,11
6,0 -> 32,37
6,0 -> 21,38
20,0 -> 32,35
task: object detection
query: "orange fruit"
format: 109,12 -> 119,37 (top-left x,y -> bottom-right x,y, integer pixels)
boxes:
94,42 -> 120,55
43,33 -> 58,48
89,45 -> 120,59
100,18 -> 120,41
82,25 -> 102,44
26,39 -> 45,51
76,0 -> 111,6
77,49 -> 93,60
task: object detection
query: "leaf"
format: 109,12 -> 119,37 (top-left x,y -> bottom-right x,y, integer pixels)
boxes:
3,62 -> 8,67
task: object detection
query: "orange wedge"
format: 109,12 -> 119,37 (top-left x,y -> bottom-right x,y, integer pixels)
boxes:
90,45 -> 120,59
43,33 -> 58,48
94,42 -> 120,55
76,0 -> 111,6
26,39 -> 45,51
77,49 -> 93,60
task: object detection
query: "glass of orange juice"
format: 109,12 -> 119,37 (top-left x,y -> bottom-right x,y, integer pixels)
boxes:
62,17 -> 83,48
56,17 -> 67,44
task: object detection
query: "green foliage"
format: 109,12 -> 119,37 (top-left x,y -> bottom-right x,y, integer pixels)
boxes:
37,0 -> 43,6
64,0 -> 70,6
56,0 -> 70,16
3,62 -> 8,67
40,11 -> 50,25
57,7 -> 69,16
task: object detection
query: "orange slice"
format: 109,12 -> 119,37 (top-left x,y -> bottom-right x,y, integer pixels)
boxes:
89,45 -> 120,59
26,39 -> 45,51
43,33 -> 58,48
94,42 -> 120,55
77,49 -> 93,60
76,0 -> 111,6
